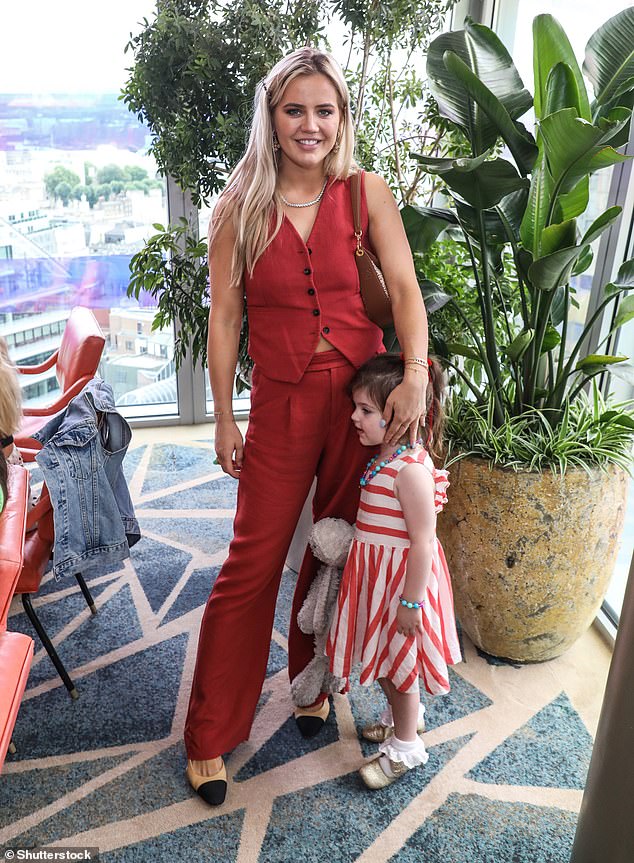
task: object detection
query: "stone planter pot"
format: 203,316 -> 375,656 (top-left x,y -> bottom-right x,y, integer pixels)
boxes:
436,457 -> 628,662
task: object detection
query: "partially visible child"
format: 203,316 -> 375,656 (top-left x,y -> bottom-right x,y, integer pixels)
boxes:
327,353 -> 461,789
0,336 -> 24,466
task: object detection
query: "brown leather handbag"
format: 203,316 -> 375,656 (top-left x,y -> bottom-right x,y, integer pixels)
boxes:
350,171 -> 392,327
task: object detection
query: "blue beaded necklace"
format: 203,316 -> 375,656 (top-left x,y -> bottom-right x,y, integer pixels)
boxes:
360,439 -> 423,488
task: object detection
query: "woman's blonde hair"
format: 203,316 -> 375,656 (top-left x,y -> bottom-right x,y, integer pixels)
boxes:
212,46 -> 357,289
0,337 -> 22,438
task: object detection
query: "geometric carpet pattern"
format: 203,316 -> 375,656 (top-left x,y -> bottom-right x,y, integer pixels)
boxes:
0,439 -> 606,861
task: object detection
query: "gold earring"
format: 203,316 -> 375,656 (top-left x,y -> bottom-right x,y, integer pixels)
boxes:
272,130 -> 281,152
332,131 -> 342,153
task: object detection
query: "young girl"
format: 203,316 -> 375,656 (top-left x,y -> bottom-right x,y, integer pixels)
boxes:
327,353 -> 461,789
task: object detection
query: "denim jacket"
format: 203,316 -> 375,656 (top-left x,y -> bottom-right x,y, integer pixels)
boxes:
34,379 -> 140,578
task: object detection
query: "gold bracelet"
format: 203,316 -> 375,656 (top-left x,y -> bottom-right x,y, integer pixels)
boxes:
213,410 -> 234,417
404,356 -> 428,366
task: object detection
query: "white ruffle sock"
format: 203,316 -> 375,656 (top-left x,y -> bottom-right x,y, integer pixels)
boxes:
379,701 -> 426,727
378,734 -> 429,776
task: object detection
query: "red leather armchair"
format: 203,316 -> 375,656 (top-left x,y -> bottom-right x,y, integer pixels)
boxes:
15,481 -> 97,700
0,464 -> 33,772
15,306 -> 106,461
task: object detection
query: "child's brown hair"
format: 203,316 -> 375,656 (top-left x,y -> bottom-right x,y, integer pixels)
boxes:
350,353 -> 446,460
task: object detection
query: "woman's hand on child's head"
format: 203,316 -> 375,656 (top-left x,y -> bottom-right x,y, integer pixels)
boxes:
383,378 -> 427,446
396,603 -> 423,638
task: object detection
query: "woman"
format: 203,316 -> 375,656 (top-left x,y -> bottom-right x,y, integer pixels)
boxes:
185,46 -> 429,805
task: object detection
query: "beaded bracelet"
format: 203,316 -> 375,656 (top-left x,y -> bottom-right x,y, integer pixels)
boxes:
399,596 -> 424,609
404,356 -> 428,367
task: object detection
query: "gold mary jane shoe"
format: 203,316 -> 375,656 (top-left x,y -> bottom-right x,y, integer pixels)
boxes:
186,759 -> 227,806
359,754 -> 411,790
294,698 -> 330,738
361,715 -> 425,744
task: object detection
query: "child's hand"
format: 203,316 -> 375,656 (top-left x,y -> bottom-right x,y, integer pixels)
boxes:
396,604 -> 423,638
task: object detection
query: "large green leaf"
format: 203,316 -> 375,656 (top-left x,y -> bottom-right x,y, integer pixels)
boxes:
520,149 -> 551,256
442,50 -> 537,175
446,341 -> 482,362
426,20 -> 532,155
580,206 -> 622,246
544,62 -> 584,117
419,280 -> 453,313
505,329 -> 534,362
529,207 -> 620,292
584,7 -> 634,107
551,284 -> 569,327
401,204 -> 458,255
555,176 -> 590,223
540,219 -> 577,257
576,353 -> 628,370
613,257 -> 634,288
541,326 -> 561,352
533,14 -> 591,120
614,294 -> 634,328
522,157 -> 590,257
529,244 -> 584,293
416,156 -> 528,211
540,108 -> 631,198
572,244 -> 593,276
412,150 -> 492,174
454,188 -> 527,246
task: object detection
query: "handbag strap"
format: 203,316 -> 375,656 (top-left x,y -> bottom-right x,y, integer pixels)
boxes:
350,171 -> 363,236
351,171 -> 365,255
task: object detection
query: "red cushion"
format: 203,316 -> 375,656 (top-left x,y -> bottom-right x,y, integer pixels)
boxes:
0,466 -> 29,629
0,631 -> 34,773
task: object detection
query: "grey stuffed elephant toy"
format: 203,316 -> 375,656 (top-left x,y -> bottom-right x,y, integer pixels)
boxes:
291,517 -> 355,708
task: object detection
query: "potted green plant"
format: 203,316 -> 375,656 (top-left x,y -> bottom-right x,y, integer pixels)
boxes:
405,10 -> 634,660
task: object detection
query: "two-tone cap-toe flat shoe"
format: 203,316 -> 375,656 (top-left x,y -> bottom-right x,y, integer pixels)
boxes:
186,759 -> 227,806
294,698 -> 330,738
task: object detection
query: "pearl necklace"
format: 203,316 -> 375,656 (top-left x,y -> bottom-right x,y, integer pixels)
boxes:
279,178 -> 328,208
360,440 -> 423,488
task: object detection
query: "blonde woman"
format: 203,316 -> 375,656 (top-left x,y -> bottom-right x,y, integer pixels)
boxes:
185,47 -> 429,805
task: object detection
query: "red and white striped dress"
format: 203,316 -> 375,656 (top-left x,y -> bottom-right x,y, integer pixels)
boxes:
327,448 -> 461,695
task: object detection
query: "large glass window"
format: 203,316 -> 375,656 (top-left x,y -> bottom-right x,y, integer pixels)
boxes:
0,1 -> 177,419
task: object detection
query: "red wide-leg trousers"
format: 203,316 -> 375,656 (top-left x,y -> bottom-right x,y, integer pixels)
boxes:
184,350 -> 370,759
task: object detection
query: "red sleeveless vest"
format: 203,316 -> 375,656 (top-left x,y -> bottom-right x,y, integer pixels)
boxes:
244,173 -> 384,383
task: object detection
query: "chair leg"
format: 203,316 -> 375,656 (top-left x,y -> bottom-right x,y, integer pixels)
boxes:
75,572 -> 97,615
21,594 -> 79,700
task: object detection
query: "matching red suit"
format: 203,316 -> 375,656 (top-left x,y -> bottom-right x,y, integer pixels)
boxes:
185,173 -> 384,759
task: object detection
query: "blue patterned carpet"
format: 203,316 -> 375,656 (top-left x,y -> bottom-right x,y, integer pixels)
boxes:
0,439 -> 602,862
